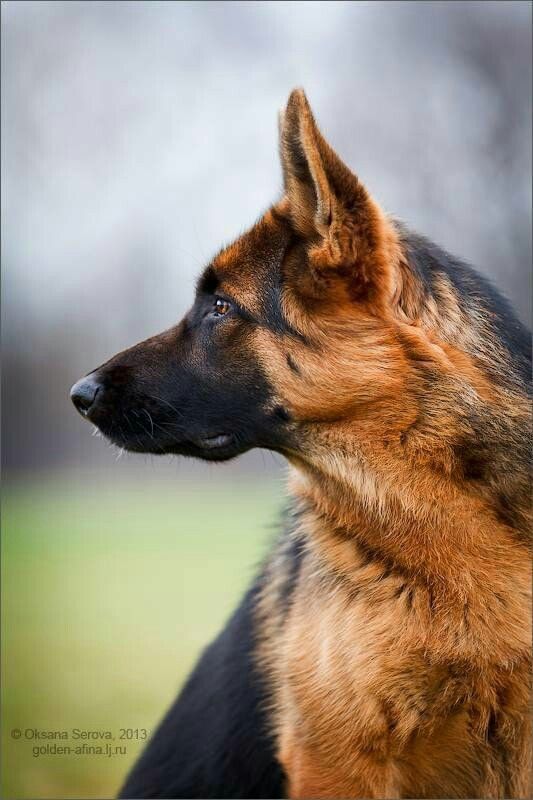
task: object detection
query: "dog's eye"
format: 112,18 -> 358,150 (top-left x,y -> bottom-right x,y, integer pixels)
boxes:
213,298 -> 231,317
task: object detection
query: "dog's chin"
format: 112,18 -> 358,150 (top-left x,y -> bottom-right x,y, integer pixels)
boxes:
103,429 -> 248,462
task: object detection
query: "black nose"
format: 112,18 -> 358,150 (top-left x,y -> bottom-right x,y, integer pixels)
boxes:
70,375 -> 102,417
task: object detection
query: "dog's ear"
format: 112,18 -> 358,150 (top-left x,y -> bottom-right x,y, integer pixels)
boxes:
279,89 -> 399,304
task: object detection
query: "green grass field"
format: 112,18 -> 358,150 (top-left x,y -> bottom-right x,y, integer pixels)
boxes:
2,472 -> 284,799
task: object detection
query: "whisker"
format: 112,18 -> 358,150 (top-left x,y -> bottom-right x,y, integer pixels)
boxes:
123,411 -> 136,431
153,420 -> 183,430
132,415 -> 167,454
145,394 -> 185,420
142,408 -> 155,438
151,419 -> 176,438
120,416 -> 146,452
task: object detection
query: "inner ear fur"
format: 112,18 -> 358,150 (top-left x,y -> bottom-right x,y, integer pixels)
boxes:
279,89 -> 401,306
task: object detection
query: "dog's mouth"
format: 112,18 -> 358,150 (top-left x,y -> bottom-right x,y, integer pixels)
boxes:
194,433 -> 234,450
171,432 -> 242,461
99,422 -> 243,462
178,432 -> 241,460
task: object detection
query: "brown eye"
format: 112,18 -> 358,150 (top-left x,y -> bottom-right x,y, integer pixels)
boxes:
213,298 -> 231,316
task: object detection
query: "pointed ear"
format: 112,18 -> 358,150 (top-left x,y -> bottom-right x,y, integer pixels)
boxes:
279,90 -> 337,236
279,89 -> 399,303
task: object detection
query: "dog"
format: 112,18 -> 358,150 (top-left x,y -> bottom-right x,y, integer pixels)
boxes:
71,89 -> 531,799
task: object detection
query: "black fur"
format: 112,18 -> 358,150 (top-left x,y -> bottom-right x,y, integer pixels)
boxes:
400,228 -> 531,387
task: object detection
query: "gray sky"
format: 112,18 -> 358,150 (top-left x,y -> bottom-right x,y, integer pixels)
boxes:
2,0 -> 531,472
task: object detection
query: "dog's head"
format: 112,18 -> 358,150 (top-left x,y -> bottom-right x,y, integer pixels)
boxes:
72,89 -> 527,480
71,90 -> 406,462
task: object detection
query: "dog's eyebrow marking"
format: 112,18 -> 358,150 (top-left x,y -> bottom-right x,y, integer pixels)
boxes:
211,282 -> 310,344
196,270 -> 260,325
207,287 -> 262,327
197,266 -> 219,295
198,263 -> 309,343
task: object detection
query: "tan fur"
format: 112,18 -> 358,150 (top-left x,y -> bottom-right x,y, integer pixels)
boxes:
209,88 -> 531,798
255,92 -> 531,799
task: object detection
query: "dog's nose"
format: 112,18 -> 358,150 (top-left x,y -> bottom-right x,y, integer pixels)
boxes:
70,375 -> 102,417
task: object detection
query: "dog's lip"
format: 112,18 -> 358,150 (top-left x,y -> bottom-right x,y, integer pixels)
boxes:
194,433 -> 234,450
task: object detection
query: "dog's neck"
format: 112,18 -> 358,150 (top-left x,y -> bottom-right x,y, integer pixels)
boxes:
287,447 -> 531,667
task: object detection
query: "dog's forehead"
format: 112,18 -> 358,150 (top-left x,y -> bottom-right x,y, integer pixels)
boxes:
211,208 -> 291,315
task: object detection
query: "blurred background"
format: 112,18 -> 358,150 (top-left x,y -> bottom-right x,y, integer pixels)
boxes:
1,1 -> 531,797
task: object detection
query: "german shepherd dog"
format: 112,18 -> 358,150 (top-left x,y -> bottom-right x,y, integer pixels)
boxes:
71,90 -> 531,799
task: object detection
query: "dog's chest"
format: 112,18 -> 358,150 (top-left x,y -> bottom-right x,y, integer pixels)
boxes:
270,559 -> 490,797
278,563 -> 459,739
